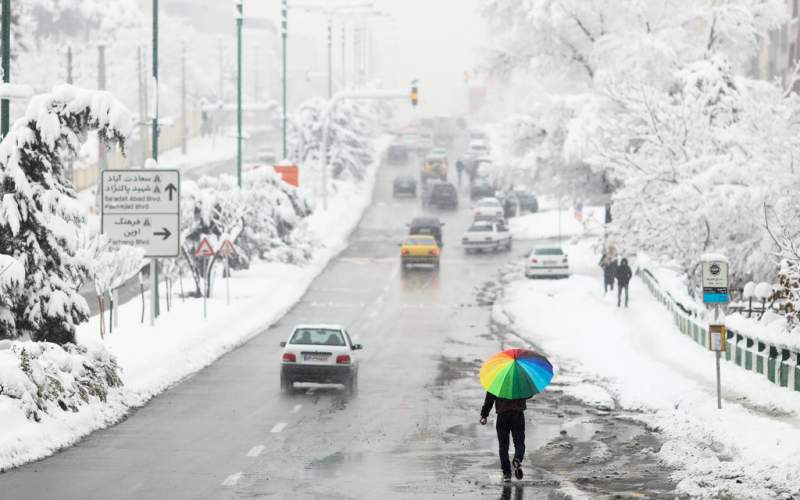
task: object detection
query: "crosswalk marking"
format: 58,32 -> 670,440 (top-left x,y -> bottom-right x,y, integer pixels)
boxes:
246,445 -> 264,457
271,422 -> 288,433
222,472 -> 242,486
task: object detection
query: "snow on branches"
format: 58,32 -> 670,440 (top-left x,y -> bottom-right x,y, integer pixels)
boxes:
0,85 -> 132,343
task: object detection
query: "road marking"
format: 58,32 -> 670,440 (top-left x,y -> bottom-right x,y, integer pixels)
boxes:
368,310 -> 378,318
271,422 -> 288,433
291,404 -> 302,414
246,445 -> 264,457
222,472 -> 242,486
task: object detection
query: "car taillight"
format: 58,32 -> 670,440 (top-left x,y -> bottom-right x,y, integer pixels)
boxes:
336,355 -> 351,364
430,248 -> 440,256
282,352 -> 296,362
485,237 -> 493,241
531,258 -> 539,263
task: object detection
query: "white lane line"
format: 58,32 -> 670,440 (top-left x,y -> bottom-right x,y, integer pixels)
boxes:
271,422 -> 288,433
291,404 -> 302,414
222,472 -> 242,486
246,445 -> 264,457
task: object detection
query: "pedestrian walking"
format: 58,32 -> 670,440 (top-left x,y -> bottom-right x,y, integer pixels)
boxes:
480,392 -> 527,482
599,252 -> 617,293
456,159 -> 464,187
616,257 -> 632,307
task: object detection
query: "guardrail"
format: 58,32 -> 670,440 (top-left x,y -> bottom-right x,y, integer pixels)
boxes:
639,268 -> 800,393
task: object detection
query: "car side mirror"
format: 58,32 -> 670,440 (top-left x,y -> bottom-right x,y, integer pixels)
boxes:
280,341 -> 286,347
352,344 -> 363,350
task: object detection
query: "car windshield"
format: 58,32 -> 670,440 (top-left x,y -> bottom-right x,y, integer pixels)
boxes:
290,328 -> 346,346
468,223 -> 492,232
534,248 -> 564,256
478,199 -> 499,207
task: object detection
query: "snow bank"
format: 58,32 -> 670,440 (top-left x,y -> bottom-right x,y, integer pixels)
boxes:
497,239 -> 800,499
509,203 -> 604,241
0,136 -> 389,470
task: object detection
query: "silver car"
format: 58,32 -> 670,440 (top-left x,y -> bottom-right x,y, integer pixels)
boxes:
525,246 -> 570,279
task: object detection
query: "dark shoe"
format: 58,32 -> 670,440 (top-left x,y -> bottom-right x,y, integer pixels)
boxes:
502,473 -> 511,483
512,459 -> 523,479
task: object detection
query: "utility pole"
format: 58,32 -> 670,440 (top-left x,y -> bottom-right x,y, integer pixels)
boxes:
327,17 -> 333,98
152,0 -> 160,320
235,0 -> 243,187
341,22 -> 346,89
1,0 -> 11,139
254,43 -> 260,103
181,41 -> 187,155
66,46 -> 73,84
218,36 -> 224,103
281,0 -> 288,159
138,45 -> 149,164
97,43 -> 107,172
353,24 -> 360,88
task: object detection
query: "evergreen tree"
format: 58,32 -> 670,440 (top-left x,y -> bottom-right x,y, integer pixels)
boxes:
0,85 -> 131,344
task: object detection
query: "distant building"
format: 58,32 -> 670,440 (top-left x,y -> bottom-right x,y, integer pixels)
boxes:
751,1 -> 800,88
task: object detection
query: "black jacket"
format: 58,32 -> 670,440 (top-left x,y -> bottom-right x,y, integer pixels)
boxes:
616,260 -> 632,286
480,392 -> 526,418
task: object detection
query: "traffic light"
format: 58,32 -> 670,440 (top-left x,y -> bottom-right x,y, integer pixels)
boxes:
410,84 -> 418,107
234,0 -> 243,20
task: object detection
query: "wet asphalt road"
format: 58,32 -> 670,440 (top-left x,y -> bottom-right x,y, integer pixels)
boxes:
1,142 -> 677,499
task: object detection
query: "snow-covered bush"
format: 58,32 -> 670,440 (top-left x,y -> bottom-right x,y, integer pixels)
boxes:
0,85 -> 131,344
180,172 -> 312,297
0,340 -> 122,422
288,96 -> 383,182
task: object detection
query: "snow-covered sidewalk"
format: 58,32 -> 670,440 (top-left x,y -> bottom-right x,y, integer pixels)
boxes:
495,240 -> 800,499
0,140 -> 383,471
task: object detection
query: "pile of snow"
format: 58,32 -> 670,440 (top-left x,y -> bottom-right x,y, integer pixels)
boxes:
496,239 -> 800,499
509,203 -> 604,241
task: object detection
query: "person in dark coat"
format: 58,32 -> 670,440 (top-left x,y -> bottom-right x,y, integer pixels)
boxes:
616,257 -> 632,307
599,253 -> 617,293
456,160 -> 465,187
480,393 -> 527,482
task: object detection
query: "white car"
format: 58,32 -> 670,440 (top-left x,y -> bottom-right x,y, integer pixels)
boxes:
525,246 -> 570,279
462,220 -> 512,253
474,197 -> 504,218
468,139 -> 489,156
280,324 -> 362,394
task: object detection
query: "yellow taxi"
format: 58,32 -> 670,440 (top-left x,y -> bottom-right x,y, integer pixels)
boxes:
400,234 -> 440,270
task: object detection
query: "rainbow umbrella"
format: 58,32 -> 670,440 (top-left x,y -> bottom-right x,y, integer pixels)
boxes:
480,348 -> 554,399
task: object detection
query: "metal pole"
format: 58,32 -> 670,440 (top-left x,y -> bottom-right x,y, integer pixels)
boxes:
181,41 -> 187,155
236,1 -> 243,187
226,257 -> 230,306
66,46 -> 73,84
714,304 -> 722,409
138,45 -> 149,165
341,22 -> 346,89
353,25 -> 359,88
281,0 -> 288,159
152,0 -> 160,317
254,43 -> 260,103
218,36 -> 224,102
1,0 -> 11,138
321,106 -> 329,210
98,43 -> 107,170
327,17 -> 333,99
149,260 -> 156,326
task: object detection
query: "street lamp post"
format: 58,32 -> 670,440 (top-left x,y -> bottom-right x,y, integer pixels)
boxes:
152,0 -> 160,320
235,0 -> 243,187
1,0 -> 10,138
281,0 -> 288,159
327,18 -> 333,99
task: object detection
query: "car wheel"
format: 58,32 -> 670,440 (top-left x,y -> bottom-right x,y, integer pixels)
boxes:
280,373 -> 292,393
346,373 -> 358,396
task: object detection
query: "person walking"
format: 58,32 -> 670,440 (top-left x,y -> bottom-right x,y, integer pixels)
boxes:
599,253 -> 617,293
480,392 -> 527,482
616,257 -> 632,307
456,159 -> 464,187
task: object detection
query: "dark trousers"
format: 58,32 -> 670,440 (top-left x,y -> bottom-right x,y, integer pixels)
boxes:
618,283 -> 629,307
496,410 -> 525,475
604,277 -> 614,292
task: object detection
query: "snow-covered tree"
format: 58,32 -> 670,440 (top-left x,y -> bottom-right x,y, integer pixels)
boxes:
0,85 -> 131,343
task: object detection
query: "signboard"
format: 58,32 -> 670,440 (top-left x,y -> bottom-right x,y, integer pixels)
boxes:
708,324 -> 727,352
273,164 -> 299,187
702,260 -> 729,304
101,170 -> 180,257
217,240 -> 237,258
194,238 -> 215,258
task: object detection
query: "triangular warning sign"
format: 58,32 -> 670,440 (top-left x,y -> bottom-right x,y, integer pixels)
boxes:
153,185 -> 161,194
153,175 -> 161,183
194,238 -> 215,257
143,218 -> 151,227
217,240 -> 237,258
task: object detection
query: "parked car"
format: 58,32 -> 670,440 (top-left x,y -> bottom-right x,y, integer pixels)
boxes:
408,216 -> 445,247
525,246 -> 570,279
400,234 -> 440,270
423,181 -> 458,209
280,324 -> 362,394
462,220 -> 512,253
470,178 -> 495,200
473,197 -> 504,218
393,176 -> 417,197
